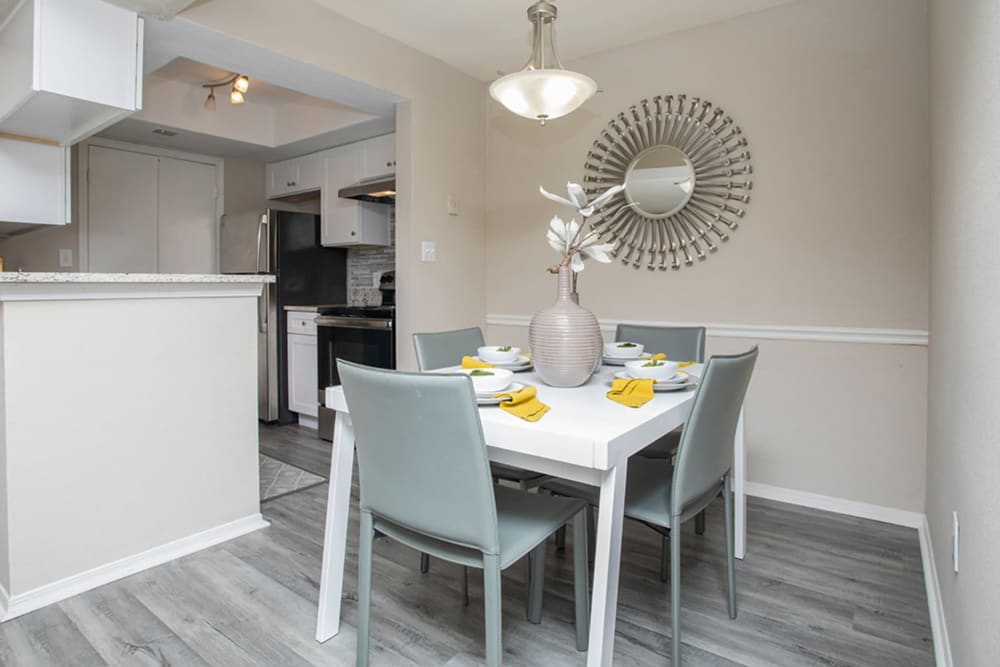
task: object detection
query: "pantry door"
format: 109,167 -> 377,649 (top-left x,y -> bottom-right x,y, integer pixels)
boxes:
157,156 -> 218,274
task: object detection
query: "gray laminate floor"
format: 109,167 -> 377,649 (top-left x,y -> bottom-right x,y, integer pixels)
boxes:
0,424 -> 934,666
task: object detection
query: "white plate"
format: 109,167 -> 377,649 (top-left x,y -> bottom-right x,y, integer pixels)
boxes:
602,354 -> 651,366
476,382 -> 525,405
612,371 -> 696,392
474,355 -> 533,371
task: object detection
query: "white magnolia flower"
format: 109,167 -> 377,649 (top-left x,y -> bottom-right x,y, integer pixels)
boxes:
539,182 -> 625,217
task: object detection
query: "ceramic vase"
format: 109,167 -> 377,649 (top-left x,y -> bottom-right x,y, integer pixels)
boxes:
529,265 -> 602,387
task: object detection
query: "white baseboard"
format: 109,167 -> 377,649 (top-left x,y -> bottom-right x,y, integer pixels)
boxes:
297,414 -> 318,430
745,482 -> 923,528
0,513 -> 268,623
0,582 -> 8,620
918,516 -> 953,667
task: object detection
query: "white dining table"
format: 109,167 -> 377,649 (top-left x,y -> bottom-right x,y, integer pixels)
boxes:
315,363 -> 746,666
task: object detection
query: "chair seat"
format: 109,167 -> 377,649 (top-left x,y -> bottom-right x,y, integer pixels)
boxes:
375,485 -> 586,570
638,429 -> 681,459
541,458 -> 678,529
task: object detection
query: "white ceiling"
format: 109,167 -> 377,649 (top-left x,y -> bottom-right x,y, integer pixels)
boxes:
103,0 -> 199,19
309,0 -> 798,81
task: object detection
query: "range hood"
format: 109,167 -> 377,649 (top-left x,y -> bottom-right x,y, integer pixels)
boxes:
338,175 -> 395,204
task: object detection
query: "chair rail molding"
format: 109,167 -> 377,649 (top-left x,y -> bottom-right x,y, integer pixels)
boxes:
486,314 -> 929,347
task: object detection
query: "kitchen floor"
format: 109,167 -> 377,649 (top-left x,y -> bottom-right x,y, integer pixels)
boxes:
0,424 -> 934,666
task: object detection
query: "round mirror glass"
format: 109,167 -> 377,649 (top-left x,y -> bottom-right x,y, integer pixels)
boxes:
624,146 -> 696,218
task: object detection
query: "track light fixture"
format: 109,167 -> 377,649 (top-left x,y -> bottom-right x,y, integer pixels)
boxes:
202,73 -> 250,110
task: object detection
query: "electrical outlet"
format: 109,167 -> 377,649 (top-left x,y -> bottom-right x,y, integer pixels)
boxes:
58,248 -> 73,268
421,241 -> 437,263
952,511 -> 960,573
446,194 -> 459,216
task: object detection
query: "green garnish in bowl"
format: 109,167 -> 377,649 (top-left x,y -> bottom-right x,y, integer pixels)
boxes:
642,361 -> 663,367
497,346 -> 512,352
617,342 -> 637,348
469,370 -> 495,376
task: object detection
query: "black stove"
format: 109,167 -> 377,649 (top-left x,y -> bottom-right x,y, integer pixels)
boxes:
317,305 -> 395,319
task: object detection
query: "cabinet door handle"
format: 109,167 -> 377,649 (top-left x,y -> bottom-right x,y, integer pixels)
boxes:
386,161 -> 391,167
350,231 -> 356,236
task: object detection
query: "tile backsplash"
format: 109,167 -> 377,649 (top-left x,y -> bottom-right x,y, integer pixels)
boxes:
347,207 -> 395,292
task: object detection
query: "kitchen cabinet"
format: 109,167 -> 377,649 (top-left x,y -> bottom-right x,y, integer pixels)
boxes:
287,312 -> 318,418
320,142 -> 390,247
266,152 -> 323,198
84,142 -> 220,273
360,133 -> 396,180
0,136 -> 69,226
0,0 -> 143,146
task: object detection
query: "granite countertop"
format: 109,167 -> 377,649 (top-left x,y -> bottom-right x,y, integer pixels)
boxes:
0,272 -> 277,284
283,304 -> 348,312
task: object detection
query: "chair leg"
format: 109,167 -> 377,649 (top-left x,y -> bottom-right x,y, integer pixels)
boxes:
695,510 -> 706,535
723,474 -> 737,619
463,566 -> 470,607
357,511 -> 375,667
586,504 -> 596,565
420,552 -> 430,573
671,516 -> 682,666
572,510 -> 591,652
527,542 -> 547,623
483,554 -> 503,667
659,534 -> 669,583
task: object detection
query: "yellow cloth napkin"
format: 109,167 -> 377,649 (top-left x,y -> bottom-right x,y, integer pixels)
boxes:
496,385 -> 549,422
607,378 -> 656,408
462,356 -> 493,369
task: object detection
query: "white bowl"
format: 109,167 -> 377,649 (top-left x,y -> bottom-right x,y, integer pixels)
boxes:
625,358 -> 679,381
461,367 -> 514,394
478,345 -> 521,364
604,341 -> 644,358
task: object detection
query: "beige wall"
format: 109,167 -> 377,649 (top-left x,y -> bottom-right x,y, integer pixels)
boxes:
927,0 -> 1000,663
181,0 -> 488,371
223,157 -> 268,216
1,294 -> 260,594
486,0 -> 930,511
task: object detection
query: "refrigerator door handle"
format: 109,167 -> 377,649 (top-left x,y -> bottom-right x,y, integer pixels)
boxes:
258,283 -> 268,333
256,212 -> 269,273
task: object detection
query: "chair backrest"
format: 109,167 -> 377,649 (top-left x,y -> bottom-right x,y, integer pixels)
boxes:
615,324 -> 706,363
337,360 -> 501,554
672,347 -> 758,516
413,327 -> 485,371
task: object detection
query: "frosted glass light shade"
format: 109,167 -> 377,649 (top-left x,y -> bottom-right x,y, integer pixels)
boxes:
490,69 -> 597,123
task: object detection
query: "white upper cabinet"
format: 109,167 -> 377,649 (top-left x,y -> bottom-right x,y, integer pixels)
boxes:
266,152 -> 324,199
320,141 -> 390,247
0,137 -> 69,226
360,133 -> 395,180
0,0 -> 144,145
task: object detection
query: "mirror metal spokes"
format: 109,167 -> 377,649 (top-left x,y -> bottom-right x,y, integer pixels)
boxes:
583,95 -> 754,271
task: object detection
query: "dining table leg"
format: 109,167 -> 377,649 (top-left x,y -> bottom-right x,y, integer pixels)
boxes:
734,409 -> 746,559
586,463 -> 628,667
315,413 -> 356,642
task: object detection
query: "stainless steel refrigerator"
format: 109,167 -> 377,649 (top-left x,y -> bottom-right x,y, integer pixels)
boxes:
220,209 -> 347,423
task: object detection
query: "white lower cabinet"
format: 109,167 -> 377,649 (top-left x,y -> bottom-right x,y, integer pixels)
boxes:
287,312 -> 318,418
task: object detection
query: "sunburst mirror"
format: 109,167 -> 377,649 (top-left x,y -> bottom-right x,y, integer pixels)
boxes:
583,95 -> 753,270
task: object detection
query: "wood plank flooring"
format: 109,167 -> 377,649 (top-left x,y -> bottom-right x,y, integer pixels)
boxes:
0,424 -> 934,665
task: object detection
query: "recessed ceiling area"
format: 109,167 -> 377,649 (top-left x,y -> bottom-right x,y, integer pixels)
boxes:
309,0 -> 798,82
100,57 -> 392,160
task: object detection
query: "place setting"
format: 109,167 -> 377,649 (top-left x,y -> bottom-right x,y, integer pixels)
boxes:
468,345 -> 533,372
604,341 -> 699,393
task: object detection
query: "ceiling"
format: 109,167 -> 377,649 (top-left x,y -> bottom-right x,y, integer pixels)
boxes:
103,0 -> 199,19
152,57 -> 358,111
309,0 -> 798,81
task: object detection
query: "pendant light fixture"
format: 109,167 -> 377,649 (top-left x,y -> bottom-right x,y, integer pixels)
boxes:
489,1 -> 597,125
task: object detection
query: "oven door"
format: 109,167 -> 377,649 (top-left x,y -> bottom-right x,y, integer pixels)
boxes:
316,316 -> 395,440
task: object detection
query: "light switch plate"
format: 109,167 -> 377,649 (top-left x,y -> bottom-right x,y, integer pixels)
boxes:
421,241 -> 437,262
447,195 -> 459,216
59,248 -> 73,268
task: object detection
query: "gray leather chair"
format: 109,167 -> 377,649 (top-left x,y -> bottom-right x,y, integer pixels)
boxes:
338,360 -> 591,667
541,347 -> 758,665
558,324 -> 707,567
